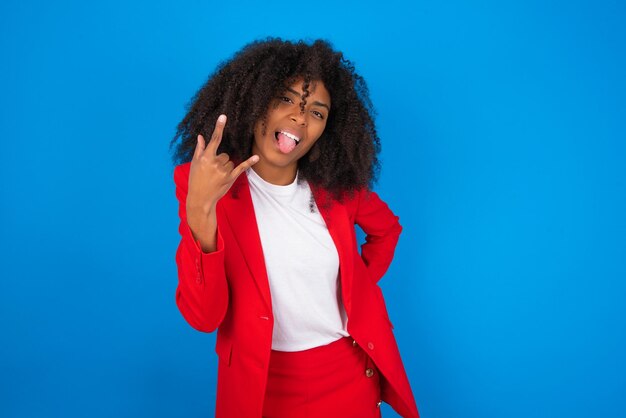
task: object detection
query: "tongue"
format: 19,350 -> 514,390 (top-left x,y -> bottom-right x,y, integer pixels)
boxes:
276,132 -> 297,153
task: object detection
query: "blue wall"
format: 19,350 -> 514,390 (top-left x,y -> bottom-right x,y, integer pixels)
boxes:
1,1 -> 625,417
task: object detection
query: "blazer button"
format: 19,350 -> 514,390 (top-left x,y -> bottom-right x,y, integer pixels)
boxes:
365,368 -> 374,378
352,340 -> 357,347
377,400 -> 382,408
367,342 -> 374,350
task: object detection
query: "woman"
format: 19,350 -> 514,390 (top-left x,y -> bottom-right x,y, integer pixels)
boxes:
171,39 -> 419,418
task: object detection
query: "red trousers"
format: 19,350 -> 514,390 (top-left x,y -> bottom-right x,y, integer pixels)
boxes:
262,337 -> 383,418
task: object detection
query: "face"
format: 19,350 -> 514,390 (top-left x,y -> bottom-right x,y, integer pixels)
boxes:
252,78 -> 331,172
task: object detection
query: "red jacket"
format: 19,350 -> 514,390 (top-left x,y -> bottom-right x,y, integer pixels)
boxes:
174,162 -> 419,417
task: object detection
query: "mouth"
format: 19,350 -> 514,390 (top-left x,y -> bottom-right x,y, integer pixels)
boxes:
274,130 -> 301,145
274,130 -> 301,154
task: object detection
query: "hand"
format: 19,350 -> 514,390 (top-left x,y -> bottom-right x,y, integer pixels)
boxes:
186,114 -> 259,216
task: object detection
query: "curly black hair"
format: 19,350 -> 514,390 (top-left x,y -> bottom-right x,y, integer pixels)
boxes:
170,38 -> 381,202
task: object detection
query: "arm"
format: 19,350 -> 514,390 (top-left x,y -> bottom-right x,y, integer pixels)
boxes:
354,188 -> 403,283
174,164 -> 229,333
173,115 -> 258,332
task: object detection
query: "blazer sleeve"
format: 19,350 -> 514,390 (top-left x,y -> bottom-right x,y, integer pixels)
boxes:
173,164 -> 229,333
354,188 -> 403,283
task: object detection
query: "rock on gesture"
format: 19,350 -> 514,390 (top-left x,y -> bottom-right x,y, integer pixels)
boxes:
186,114 -> 259,216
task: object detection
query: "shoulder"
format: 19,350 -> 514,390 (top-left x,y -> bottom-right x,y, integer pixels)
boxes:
173,162 -> 191,186
342,188 -> 391,223
310,183 -> 369,218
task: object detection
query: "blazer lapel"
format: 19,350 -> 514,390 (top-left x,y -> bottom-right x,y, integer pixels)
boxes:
310,185 -> 355,316
221,173 -> 272,311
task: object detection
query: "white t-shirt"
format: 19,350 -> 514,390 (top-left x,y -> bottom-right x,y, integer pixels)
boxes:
246,168 -> 349,352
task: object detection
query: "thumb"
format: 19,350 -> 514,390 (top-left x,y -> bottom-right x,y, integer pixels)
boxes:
229,155 -> 260,181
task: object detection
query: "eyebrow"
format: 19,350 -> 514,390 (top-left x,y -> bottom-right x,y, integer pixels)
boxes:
286,87 -> 331,111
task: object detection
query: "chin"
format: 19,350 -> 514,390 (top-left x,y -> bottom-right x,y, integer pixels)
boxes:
266,154 -> 300,167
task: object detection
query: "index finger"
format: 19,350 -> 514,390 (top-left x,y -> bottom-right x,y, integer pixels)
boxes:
204,114 -> 227,156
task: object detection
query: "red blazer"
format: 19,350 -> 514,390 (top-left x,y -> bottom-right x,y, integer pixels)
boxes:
174,162 -> 419,418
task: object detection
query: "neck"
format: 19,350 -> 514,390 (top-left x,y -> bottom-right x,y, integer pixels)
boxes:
251,162 -> 297,185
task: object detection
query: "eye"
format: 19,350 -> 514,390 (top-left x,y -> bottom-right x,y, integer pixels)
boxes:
312,110 -> 325,120
279,96 -> 293,104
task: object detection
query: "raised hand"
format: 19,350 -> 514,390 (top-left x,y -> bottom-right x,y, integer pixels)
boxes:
186,114 -> 259,252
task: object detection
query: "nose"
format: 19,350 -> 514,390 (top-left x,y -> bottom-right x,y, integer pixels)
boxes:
290,110 -> 307,126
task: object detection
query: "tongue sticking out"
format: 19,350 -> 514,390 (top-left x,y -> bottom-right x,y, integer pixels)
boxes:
276,132 -> 297,154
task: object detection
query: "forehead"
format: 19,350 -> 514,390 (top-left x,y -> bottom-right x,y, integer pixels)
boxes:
284,78 -> 330,102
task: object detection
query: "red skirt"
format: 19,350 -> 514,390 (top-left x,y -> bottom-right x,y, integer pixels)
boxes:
262,337 -> 383,418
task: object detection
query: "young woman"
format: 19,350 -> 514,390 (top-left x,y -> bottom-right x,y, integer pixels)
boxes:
171,39 -> 419,418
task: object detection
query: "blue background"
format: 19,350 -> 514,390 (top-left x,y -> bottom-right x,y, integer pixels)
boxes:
1,0 -> 625,417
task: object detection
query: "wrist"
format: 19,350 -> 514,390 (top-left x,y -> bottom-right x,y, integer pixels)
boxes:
186,200 -> 217,218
